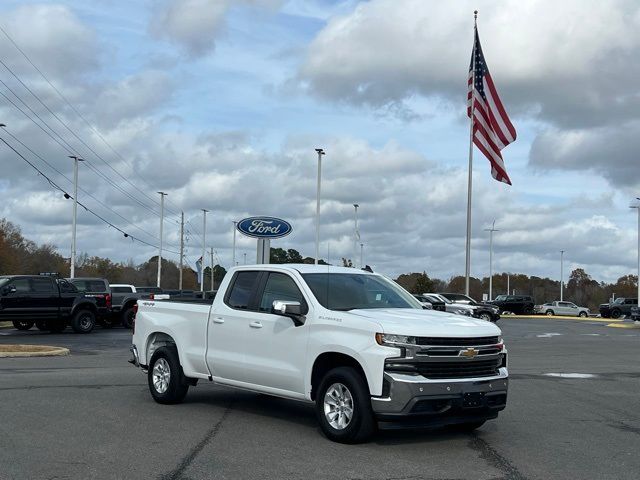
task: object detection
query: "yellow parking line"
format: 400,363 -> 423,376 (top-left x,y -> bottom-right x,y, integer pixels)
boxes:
507,315 -> 622,322
606,323 -> 640,329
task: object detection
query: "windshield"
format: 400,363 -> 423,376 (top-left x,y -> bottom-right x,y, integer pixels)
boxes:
613,298 -> 625,304
302,273 -> 422,311
494,295 -> 507,301
0,277 -> 10,288
436,295 -> 452,304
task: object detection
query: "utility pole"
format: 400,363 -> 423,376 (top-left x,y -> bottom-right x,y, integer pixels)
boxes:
560,250 -> 565,301
484,220 -> 499,301
201,209 -> 208,292
506,273 -> 510,296
156,192 -> 167,288
232,221 -> 237,267
210,247 -> 214,291
179,211 -> 184,290
360,243 -> 364,269
314,148 -> 325,264
68,155 -> 84,278
631,199 -> 640,313
353,204 -> 360,267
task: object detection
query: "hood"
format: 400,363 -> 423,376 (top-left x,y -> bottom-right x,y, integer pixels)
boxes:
345,308 -> 501,337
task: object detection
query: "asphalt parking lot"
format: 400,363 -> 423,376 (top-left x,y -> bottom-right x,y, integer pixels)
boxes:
0,317 -> 639,480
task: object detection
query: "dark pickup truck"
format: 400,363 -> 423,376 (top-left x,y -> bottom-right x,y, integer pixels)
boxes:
67,277 -> 113,326
0,275 -> 98,333
599,298 -> 638,319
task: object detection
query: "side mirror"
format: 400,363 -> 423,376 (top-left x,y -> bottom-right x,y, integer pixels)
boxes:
272,300 -> 305,326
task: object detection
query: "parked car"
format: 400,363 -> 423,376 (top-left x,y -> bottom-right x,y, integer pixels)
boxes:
0,275 -> 98,333
419,293 -> 446,312
425,293 -> 475,316
599,298 -> 638,319
438,293 -> 500,322
489,295 -> 535,315
131,264 -> 508,443
412,294 -> 433,309
534,301 -> 589,317
66,277 -> 113,326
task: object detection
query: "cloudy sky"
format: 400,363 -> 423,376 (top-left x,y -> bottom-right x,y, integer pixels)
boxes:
0,0 -> 638,284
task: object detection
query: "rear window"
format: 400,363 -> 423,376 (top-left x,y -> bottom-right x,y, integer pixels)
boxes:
225,271 -> 261,310
111,286 -> 133,293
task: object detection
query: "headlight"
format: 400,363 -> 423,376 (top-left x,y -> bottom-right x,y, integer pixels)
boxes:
375,333 -> 417,347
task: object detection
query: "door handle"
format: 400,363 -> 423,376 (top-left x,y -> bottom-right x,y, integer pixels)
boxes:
249,321 -> 263,329
213,318 -> 225,324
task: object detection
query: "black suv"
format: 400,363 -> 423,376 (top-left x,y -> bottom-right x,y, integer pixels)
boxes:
489,294 -> 535,315
439,293 -> 501,322
599,298 -> 638,319
0,275 -> 98,333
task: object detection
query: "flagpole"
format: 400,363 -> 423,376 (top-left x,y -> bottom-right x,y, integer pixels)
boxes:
464,10 -> 477,297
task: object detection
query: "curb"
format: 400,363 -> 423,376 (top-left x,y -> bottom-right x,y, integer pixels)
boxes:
0,345 -> 70,358
506,315 -> 622,323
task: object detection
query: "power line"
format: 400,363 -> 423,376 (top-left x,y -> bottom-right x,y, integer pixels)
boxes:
0,135 -> 181,256
0,23 -> 184,218
1,127 -> 163,245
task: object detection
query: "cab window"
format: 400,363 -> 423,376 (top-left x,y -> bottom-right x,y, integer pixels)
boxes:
31,277 -> 55,293
9,278 -> 30,293
259,273 -> 307,313
225,271 -> 260,310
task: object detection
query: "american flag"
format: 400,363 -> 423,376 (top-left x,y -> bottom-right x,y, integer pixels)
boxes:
467,27 -> 516,185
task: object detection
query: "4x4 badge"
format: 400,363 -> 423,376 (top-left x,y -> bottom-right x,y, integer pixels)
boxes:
460,347 -> 479,358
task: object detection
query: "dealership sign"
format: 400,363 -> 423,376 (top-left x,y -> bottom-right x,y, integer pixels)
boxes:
237,216 -> 292,239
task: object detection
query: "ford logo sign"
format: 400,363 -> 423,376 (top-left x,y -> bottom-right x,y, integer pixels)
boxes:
237,217 -> 292,239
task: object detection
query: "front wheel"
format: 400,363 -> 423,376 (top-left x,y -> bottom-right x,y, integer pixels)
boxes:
148,346 -> 189,404
546,310 -> 554,316
611,309 -> 621,319
578,311 -> 588,318
479,313 -> 492,322
315,367 -> 375,444
12,320 -> 34,331
71,310 -> 96,333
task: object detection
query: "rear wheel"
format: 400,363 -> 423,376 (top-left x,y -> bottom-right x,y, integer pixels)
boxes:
121,307 -> 135,329
71,310 -> 96,333
315,367 -> 375,444
611,309 -> 621,319
35,320 -> 49,331
12,320 -> 34,331
578,311 -> 588,318
148,346 -> 189,404
546,310 -> 554,316
479,313 -> 492,322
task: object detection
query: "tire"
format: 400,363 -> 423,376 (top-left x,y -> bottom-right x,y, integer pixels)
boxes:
479,313 -> 492,322
12,320 -> 34,331
71,309 -> 96,334
48,320 -> 66,333
611,309 -> 621,319
578,311 -> 588,318
524,306 -> 534,315
121,307 -> 135,329
315,366 -> 376,444
452,421 -> 486,432
546,310 -> 554,316
148,346 -> 189,404
35,320 -> 49,331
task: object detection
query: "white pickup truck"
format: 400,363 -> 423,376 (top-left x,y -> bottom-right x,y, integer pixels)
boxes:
130,264 -> 508,443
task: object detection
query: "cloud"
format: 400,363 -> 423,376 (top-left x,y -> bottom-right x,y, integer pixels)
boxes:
1,4 -> 98,81
298,0 -> 640,128
529,121 -> 640,188
149,0 -> 281,57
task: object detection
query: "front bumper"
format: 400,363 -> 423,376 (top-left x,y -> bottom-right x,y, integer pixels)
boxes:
371,369 -> 508,428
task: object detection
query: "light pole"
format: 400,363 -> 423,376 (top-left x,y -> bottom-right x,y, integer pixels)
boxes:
484,220 -> 499,301
156,192 -> 167,287
201,209 -> 208,292
630,199 -> 640,310
314,148 -> 325,264
560,250 -> 565,301
68,155 -> 84,278
353,204 -> 360,267
232,221 -> 237,267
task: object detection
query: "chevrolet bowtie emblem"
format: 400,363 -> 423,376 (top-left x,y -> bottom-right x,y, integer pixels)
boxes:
460,347 -> 480,358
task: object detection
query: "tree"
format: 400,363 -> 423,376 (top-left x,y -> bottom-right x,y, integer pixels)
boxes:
413,272 -> 434,294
